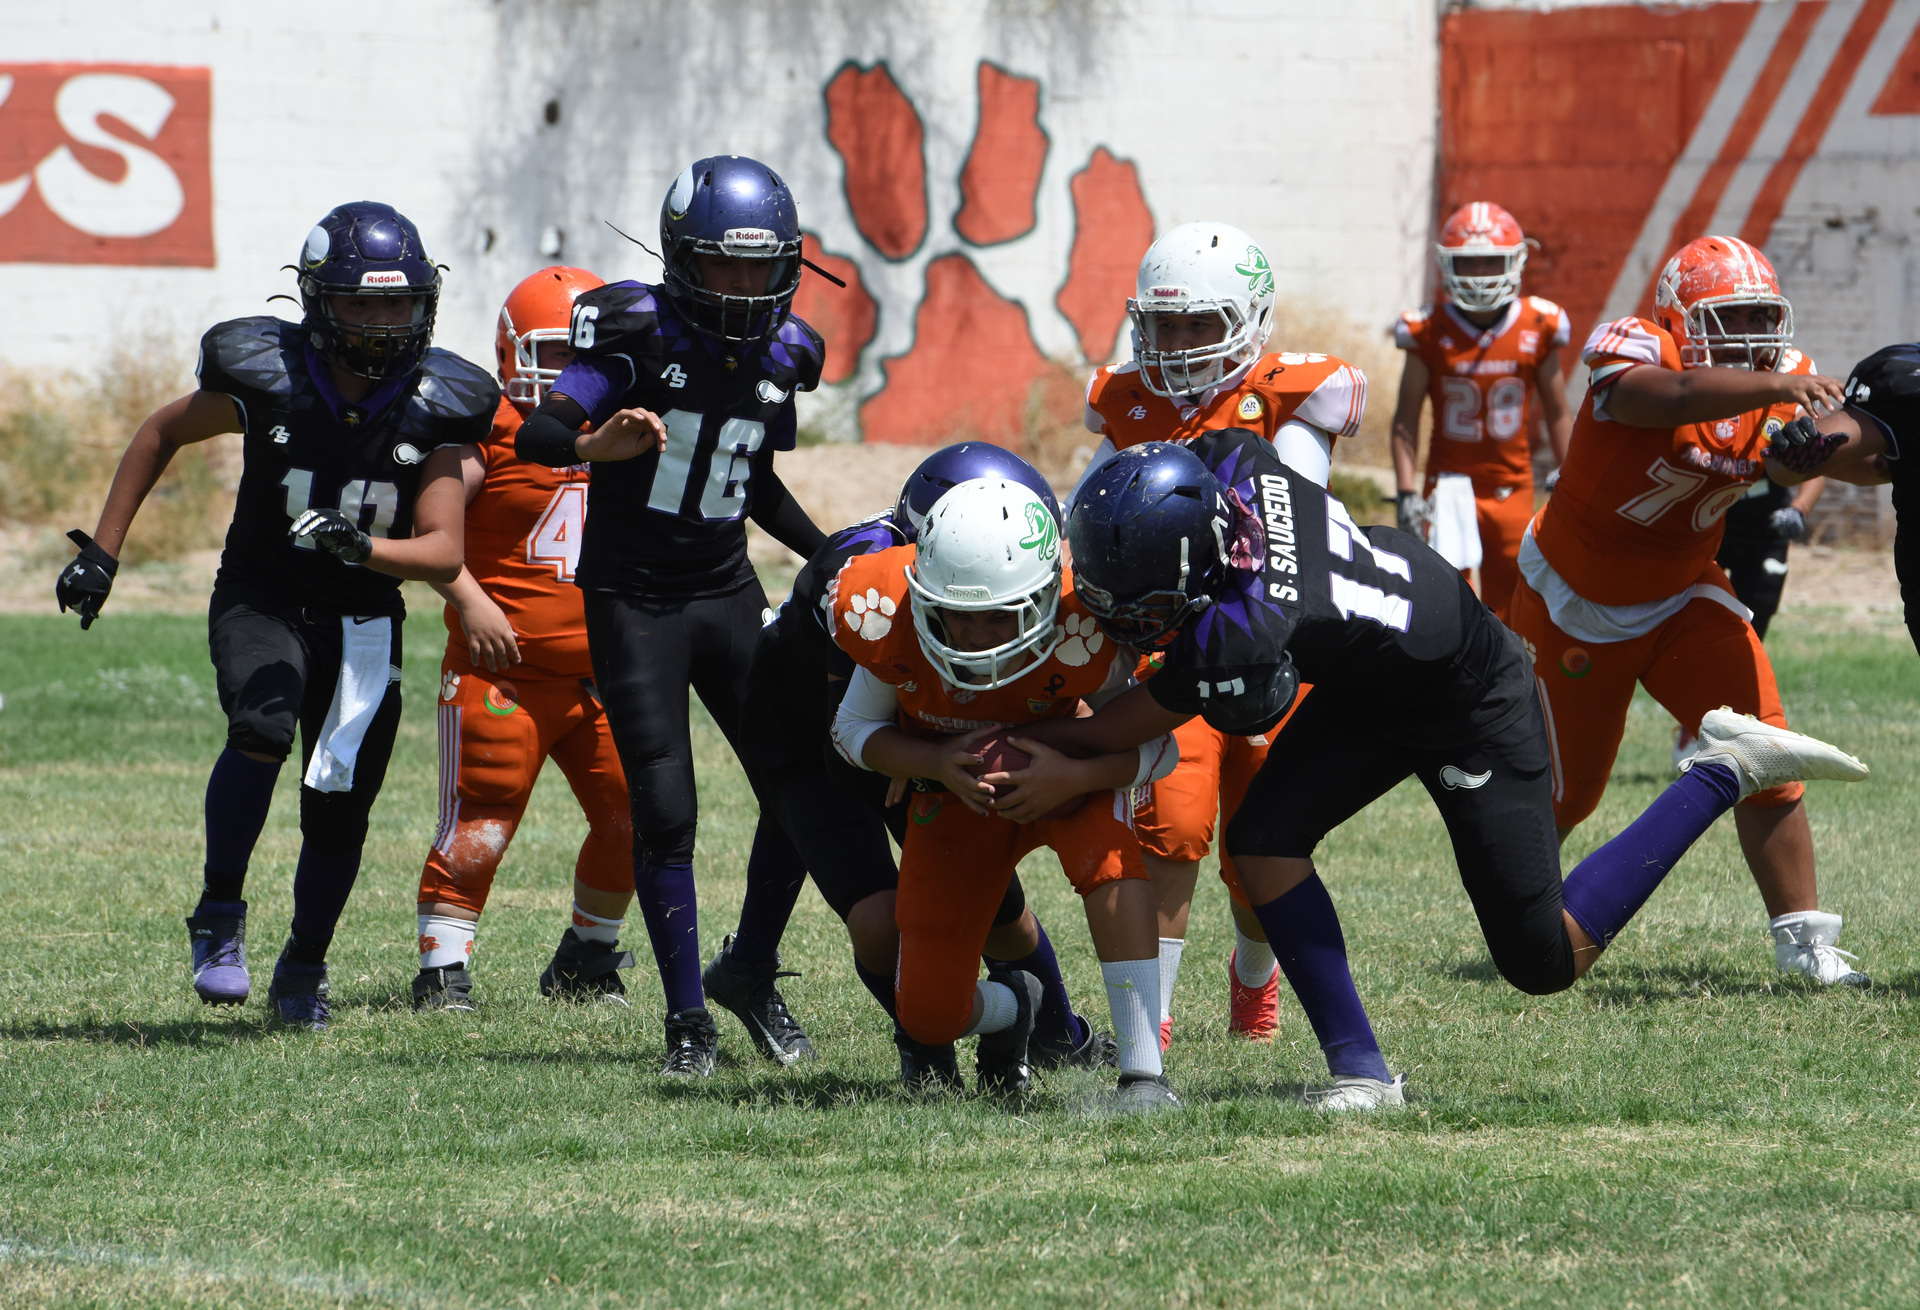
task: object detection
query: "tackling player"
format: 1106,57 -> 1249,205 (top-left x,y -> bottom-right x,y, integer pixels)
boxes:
56,203 -> 495,1029
1391,202 -> 1573,619
829,478 -> 1181,1110
512,156 -> 829,1076
409,265 -> 640,1012
1006,432 -> 1866,1109
1075,221 -> 1368,1049
1506,236 -> 1870,985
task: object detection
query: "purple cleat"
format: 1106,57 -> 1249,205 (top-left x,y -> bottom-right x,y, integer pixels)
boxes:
186,900 -> 250,1005
267,949 -> 330,1031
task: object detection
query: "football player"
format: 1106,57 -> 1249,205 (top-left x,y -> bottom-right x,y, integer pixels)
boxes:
409,265 -> 641,1012
1712,473 -> 1825,640
512,156 -> 830,1076
1505,236 -> 1870,985
727,444 -> 1117,1087
56,203 -> 496,1030
1074,221 -> 1368,1050
1391,202 -> 1573,620
1004,433 -> 1865,1109
829,478 -> 1181,1111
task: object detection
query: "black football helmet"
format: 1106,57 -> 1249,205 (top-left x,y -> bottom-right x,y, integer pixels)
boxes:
296,201 -> 443,380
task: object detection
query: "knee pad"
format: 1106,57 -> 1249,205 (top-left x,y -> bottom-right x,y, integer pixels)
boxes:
992,875 -> 1027,928
299,784 -> 375,855
227,706 -> 296,762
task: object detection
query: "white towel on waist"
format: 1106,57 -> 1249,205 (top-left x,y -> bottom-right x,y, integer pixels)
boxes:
1426,472 -> 1482,571
303,615 -> 395,794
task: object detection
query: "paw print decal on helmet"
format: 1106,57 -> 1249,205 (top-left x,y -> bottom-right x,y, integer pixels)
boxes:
1053,611 -> 1106,667
845,587 -> 898,641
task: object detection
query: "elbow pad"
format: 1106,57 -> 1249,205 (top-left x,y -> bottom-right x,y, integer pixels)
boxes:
517,407 -> 586,467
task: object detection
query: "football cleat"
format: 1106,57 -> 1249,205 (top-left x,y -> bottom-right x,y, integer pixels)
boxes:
975,969 -> 1041,1096
1110,1072 -> 1183,1116
701,933 -> 815,1065
1305,1074 -> 1406,1113
1032,1014 -> 1120,1071
1771,911 -> 1872,988
660,1007 -> 719,1079
1686,707 -> 1868,800
895,1026 -> 964,1095
267,950 -> 330,1032
411,964 -> 475,1012
538,927 -> 634,1005
1228,951 -> 1280,1042
186,900 -> 250,1005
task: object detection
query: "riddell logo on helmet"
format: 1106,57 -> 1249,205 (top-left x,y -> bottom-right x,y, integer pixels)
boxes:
359,270 -> 408,287
722,227 -> 776,250
1147,285 -> 1188,301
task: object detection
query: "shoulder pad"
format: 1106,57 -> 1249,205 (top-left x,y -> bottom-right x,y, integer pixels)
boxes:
414,348 -> 501,422
770,315 -> 826,392
569,281 -> 663,359
1527,295 -> 1563,319
830,545 -> 914,659
823,513 -> 908,560
1583,317 -> 1668,369
1393,312 -> 1426,351
1272,357 -> 1367,440
197,316 -> 301,398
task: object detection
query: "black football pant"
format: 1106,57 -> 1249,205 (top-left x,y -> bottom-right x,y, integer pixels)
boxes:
1223,683 -> 1577,996
1716,532 -> 1791,640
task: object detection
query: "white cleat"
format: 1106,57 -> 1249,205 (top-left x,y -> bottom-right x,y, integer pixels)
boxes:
1685,707 -> 1869,799
1305,1074 -> 1405,1112
1771,910 -> 1872,988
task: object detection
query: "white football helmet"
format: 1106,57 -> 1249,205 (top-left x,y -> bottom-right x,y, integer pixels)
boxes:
1127,221 -> 1276,401
906,478 -> 1062,689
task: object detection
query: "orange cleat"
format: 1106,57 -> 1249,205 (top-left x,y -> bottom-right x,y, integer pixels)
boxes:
1228,950 -> 1280,1041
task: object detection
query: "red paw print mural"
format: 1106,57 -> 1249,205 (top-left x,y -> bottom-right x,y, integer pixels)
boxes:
802,61 -> 1155,445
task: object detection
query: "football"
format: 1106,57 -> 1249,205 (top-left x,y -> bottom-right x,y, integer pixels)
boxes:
968,728 -> 1085,821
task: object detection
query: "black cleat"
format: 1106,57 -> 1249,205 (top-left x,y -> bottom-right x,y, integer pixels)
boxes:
701,933 -> 815,1065
894,1026 -> 963,1095
1110,1071 -> 1182,1116
412,964 -> 474,1012
266,948 -> 330,1032
539,927 -> 634,1004
660,1006 -> 719,1079
1033,1013 -> 1120,1072
974,968 -> 1040,1096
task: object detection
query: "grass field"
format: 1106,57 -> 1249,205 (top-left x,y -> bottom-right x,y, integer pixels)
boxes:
2,604 -> 1918,1309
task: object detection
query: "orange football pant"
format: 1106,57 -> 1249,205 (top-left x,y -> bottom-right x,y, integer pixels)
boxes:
893,788 -> 1146,1045
1507,572 -> 1801,831
418,659 -> 633,915
1428,473 -> 1533,623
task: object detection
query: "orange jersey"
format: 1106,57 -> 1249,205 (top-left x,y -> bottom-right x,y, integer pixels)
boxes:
1532,317 -> 1811,606
1395,296 -> 1569,488
1084,351 -> 1367,452
830,544 -> 1127,736
444,398 -> 592,678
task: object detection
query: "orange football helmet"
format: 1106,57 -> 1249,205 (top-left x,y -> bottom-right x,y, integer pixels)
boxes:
497,265 -> 605,407
1435,202 -> 1527,313
1653,235 -> 1792,371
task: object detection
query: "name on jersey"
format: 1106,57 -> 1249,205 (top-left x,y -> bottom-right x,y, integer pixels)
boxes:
1683,445 -> 1760,478
1450,359 -> 1519,376
912,712 -> 1012,734
1257,473 -> 1301,604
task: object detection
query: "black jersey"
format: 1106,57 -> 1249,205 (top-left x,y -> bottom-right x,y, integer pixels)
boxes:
551,282 -> 826,598
1721,474 -> 1796,545
738,513 -> 908,775
1148,428 -> 1532,745
196,317 -> 496,617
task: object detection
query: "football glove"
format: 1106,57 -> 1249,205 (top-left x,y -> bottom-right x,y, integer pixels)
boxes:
1767,415 -> 1844,475
289,508 -> 372,564
55,529 -> 118,630
1770,506 -> 1809,541
1394,490 -> 1430,536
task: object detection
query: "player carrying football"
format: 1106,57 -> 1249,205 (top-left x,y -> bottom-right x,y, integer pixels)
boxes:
1004,431 -> 1867,1109
829,477 -> 1181,1110
56,202 -> 496,1030
1506,236 -> 1870,985
1074,222 -> 1368,1049
409,265 -> 640,1012
512,156 -> 830,1076
1391,202 -> 1573,620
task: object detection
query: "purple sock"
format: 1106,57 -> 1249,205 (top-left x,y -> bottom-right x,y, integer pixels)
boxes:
1250,873 -> 1390,1082
985,918 -> 1079,1049
853,957 -> 898,1020
731,817 -> 806,970
286,843 -> 361,964
635,858 -> 703,1013
1562,760 -> 1740,947
200,749 -> 281,906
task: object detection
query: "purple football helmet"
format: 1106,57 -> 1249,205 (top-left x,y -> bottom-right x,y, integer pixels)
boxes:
296,201 -> 443,379
893,443 -> 1061,541
659,155 -> 803,343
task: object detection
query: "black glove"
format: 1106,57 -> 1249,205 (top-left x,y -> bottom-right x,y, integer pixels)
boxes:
289,508 -> 372,564
1767,415 -> 1843,475
1394,490 -> 1429,536
1769,505 -> 1808,541
55,529 -> 119,630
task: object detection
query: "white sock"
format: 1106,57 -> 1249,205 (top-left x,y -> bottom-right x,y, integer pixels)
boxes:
1157,937 -> 1185,1023
418,914 -> 475,969
1101,958 -> 1163,1078
960,980 -> 1019,1037
1233,924 -> 1278,986
571,904 -> 623,945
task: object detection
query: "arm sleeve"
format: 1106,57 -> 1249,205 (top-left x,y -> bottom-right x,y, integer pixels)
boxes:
830,665 -> 901,768
750,451 -> 828,558
550,355 -> 635,428
515,396 -> 588,467
1272,419 -> 1333,488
